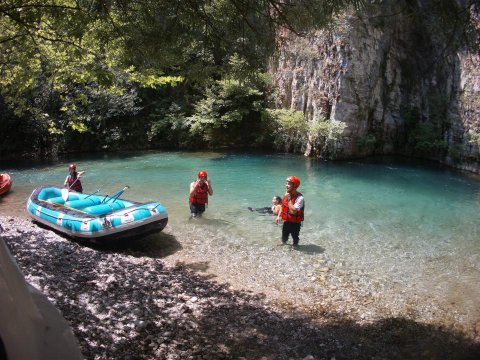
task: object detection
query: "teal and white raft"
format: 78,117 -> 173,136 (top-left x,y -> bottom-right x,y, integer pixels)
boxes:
27,186 -> 168,243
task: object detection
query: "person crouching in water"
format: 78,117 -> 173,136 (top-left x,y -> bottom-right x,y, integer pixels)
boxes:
189,170 -> 213,218
275,176 -> 304,248
64,163 -> 84,193
249,196 -> 282,215
272,195 -> 282,215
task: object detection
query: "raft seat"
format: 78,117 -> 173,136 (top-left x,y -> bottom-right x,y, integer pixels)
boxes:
65,198 -> 102,210
38,187 -> 79,205
47,196 -> 67,204
38,187 -> 62,201
83,202 -> 126,216
43,195 -> 80,205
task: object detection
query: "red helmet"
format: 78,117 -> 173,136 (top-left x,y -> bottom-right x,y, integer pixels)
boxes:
286,176 -> 300,188
198,170 -> 207,178
69,163 -> 76,170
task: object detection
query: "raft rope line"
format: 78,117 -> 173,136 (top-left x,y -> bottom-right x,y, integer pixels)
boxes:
34,202 -> 164,224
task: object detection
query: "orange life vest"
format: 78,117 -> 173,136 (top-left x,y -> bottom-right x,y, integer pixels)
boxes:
280,191 -> 304,223
189,183 -> 209,204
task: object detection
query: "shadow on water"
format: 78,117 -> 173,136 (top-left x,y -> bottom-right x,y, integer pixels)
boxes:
174,260 -> 218,280
177,260 -> 211,272
6,229 -> 479,360
188,216 -> 235,226
294,244 -> 325,254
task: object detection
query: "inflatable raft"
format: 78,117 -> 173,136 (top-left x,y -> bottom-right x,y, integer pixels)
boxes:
27,186 -> 168,242
0,173 -> 12,195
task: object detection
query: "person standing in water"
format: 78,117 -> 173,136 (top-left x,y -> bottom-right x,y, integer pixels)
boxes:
275,176 -> 304,248
64,163 -> 84,193
189,170 -> 213,218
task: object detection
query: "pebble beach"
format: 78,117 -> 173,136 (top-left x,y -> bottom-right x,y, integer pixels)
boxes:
1,215 -> 479,359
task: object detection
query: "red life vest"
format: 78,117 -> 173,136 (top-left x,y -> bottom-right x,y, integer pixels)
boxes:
189,183 -> 209,204
280,191 -> 304,223
67,174 -> 83,193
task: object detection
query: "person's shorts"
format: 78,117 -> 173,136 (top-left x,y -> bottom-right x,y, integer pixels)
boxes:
190,202 -> 206,216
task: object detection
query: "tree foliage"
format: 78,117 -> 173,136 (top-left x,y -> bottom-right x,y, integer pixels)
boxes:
0,0 -> 370,157
403,0 -> 479,53
266,108 -> 308,152
307,117 -> 346,158
185,67 -> 272,148
0,1 -> 182,133
7,0 -> 476,160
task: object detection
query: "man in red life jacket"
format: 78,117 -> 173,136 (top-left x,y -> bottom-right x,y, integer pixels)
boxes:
275,175 -> 304,248
63,163 -> 85,193
189,170 -> 213,218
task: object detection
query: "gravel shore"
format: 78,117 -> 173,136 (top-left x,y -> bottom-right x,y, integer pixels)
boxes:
1,215 -> 479,360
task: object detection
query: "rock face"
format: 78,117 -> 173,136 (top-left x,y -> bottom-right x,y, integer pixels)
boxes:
271,1 -> 480,172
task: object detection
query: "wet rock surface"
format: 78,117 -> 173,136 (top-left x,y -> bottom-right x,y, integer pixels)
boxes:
1,216 -> 479,360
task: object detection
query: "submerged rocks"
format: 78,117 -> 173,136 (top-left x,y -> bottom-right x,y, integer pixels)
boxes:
1,215 -> 479,359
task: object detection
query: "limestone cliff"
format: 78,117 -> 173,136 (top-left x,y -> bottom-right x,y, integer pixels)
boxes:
271,1 -> 480,172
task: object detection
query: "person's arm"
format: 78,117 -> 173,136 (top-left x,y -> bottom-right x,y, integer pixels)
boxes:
275,212 -> 282,224
291,195 -> 304,213
275,199 -> 283,224
287,202 -> 298,214
206,179 -> 213,195
283,192 -> 298,214
64,176 -> 69,187
77,171 -> 85,177
189,181 -> 198,197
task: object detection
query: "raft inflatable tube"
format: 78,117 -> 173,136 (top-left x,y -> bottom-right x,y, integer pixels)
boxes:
27,186 -> 168,243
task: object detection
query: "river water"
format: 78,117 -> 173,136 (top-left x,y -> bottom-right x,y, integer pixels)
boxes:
1,151 -> 479,331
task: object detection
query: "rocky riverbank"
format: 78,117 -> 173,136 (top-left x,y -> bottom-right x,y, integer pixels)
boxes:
1,215 -> 479,359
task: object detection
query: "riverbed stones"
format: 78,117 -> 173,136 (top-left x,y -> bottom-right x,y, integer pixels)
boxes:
1,215 -> 479,359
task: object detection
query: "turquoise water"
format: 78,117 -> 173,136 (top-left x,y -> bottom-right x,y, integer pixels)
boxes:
3,151 -> 478,248
1,151 -> 480,324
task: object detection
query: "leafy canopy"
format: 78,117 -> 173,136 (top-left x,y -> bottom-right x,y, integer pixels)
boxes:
0,0 -> 367,140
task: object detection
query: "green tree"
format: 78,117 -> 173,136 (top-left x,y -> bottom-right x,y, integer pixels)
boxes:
266,108 -> 308,152
186,70 -> 271,148
307,116 -> 346,158
1,0 -> 372,156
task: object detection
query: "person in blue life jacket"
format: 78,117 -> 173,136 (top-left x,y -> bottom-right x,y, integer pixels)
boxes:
189,170 -> 213,218
248,196 -> 282,215
275,176 -> 305,248
64,163 -> 85,193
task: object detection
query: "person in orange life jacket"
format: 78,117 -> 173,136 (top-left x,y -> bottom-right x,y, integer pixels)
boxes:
63,163 -> 85,193
189,170 -> 213,217
275,176 -> 304,247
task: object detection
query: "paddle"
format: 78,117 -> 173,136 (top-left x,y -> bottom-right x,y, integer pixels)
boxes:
110,185 -> 129,203
62,172 -> 84,201
84,189 -> 100,199
102,185 -> 129,204
39,200 -> 89,214
61,188 -> 69,202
